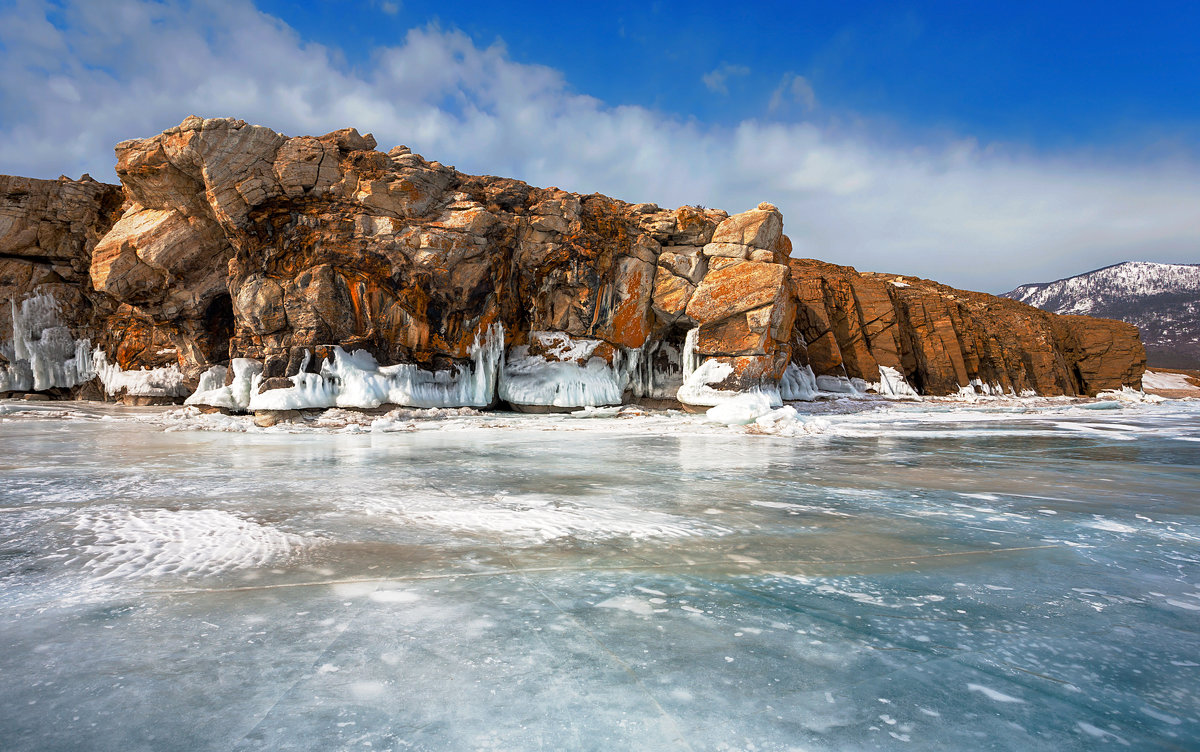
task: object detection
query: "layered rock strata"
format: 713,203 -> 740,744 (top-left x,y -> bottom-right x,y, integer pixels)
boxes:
0,117 -> 1146,407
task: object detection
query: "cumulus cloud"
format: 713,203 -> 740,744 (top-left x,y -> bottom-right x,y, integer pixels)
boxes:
701,63 -> 750,95
0,0 -> 1197,292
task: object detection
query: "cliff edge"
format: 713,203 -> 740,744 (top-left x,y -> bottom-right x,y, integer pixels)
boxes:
1,117 -> 1146,407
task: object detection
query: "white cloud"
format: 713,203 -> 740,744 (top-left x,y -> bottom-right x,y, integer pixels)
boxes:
0,0 -> 1197,292
701,63 -> 750,95
769,73 -> 816,113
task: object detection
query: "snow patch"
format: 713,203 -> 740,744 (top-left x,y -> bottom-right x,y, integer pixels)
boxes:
1143,371 -> 1198,391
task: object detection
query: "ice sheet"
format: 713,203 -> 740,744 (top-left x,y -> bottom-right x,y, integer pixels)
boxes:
1,397 -> 1198,750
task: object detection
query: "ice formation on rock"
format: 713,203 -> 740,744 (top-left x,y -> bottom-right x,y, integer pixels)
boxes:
189,326 -> 506,412
0,294 -> 95,392
92,349 -> 187,398
876,366 -> 919,398
626,339 -> 685,401
498,331 -> 633,409
815,374 -> 869,396
780,363 -> 819,401
676,328 -> 783,408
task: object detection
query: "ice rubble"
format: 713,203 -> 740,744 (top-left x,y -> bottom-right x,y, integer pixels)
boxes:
1095,386 -> 1165,404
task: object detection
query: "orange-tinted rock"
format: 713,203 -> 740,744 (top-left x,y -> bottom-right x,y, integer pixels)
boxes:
789,258 -> 1146,396
686,261 -> 790,324
651,267 -> 695,325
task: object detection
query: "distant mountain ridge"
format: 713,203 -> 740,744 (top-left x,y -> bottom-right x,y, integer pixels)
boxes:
1004,261 -> 1200,369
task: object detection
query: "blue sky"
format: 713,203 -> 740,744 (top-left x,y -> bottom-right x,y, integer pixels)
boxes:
261,0 -> 1200,150
1,0 -> 1198,292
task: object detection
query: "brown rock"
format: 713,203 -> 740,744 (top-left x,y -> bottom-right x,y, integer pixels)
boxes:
0,115 -> 1148,407
709,206 -> 783,249
253,409 -> 302,427
651,267 -> 695,325
686,262 -> 790,324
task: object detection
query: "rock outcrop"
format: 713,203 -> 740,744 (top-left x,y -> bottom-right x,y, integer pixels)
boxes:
0,116 -> 1146,405
788,260 -> 1145,396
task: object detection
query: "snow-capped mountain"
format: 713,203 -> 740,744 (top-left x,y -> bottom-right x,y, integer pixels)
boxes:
1004,261 -> 1200,368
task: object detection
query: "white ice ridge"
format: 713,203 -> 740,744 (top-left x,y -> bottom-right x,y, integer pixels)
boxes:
92,348 -> 187,397
198,324 -> 507,412
0,293 -> 96,392
499,331 -> 637,408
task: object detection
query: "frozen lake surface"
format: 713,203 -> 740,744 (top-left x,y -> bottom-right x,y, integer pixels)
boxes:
1,397 -> 1199,750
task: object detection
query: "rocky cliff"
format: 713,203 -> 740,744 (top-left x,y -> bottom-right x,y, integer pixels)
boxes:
1006,261 -> 1200,370
0,117 -> 1146,407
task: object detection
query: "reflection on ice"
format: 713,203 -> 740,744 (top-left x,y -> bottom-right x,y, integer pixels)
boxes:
0,397 -> 1198,750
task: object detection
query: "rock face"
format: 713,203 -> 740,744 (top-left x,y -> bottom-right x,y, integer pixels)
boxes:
0,116 -> 1146,405
789,260 -> 1145,396
1005,261 -> 1200,370
0,174 -> 122,341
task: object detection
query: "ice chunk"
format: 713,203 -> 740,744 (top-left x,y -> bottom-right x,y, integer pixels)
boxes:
186,359 -> 263,410
194,365 -> 228,394
706,392 -> 775,425
780,363 -> 818,401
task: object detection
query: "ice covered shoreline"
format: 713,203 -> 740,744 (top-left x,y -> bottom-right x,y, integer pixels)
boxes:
4,388 -> 1196,443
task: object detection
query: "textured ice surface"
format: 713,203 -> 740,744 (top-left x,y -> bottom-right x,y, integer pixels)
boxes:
1,397 -> 1199,750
